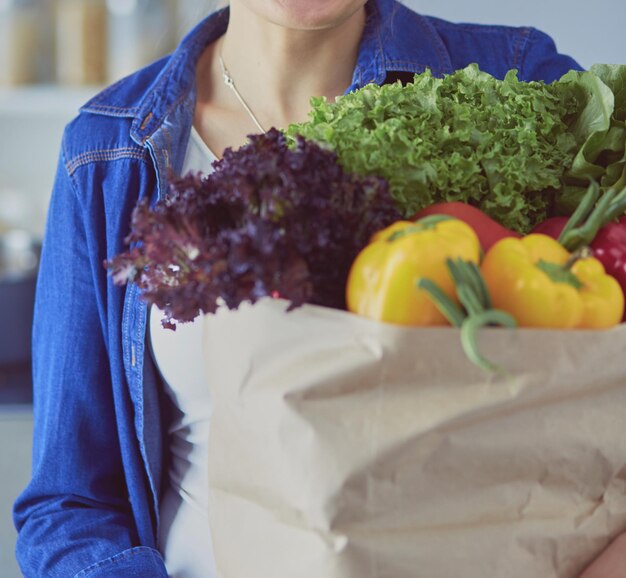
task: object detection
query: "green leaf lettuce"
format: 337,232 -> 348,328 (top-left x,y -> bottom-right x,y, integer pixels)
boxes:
287,65 -> 579,233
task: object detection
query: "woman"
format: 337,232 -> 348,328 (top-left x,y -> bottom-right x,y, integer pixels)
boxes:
13,0 -> 625,576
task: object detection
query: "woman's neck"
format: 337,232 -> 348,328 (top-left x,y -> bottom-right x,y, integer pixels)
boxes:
211,3 -> 367,128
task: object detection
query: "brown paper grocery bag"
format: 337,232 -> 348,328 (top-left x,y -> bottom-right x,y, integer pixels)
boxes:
204,298 -> 626,578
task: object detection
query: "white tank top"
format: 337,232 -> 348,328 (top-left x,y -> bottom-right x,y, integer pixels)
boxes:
150,126 -> 219,578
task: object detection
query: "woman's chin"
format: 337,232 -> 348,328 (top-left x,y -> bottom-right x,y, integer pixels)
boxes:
239,0 -> 367,31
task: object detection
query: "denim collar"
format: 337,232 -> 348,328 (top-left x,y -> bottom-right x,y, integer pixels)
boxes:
130,7 -> 230,146
349,0 -> 452,91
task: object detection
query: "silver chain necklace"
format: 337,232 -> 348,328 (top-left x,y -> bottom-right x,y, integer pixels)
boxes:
219,54 -> 267,134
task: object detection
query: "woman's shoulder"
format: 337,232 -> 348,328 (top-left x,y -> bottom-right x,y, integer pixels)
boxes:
82,56 -> 171,119
61,55 -> 173,163
430,14 -> 580,77
378,0 -> 582,82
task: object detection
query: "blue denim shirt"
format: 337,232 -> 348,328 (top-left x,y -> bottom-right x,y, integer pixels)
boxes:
13,1 -> 581,576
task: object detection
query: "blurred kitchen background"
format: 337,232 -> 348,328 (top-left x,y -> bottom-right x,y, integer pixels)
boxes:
0,0 -> 624,576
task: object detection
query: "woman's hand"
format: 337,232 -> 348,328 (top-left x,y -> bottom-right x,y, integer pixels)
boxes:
580,533 -> 626,578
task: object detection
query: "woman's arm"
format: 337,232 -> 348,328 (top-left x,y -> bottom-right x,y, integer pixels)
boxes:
12,139 -> 168,578
581,533 -> 626,578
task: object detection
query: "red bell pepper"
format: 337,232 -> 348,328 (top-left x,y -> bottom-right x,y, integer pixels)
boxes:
413,202 -> 521,252
592,216 -> 626,294
531,216 -> 569,239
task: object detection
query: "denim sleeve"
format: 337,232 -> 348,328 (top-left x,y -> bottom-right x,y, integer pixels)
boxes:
11,139 -> 168,578
518,27 -> 584,83
73,547 -> 167,578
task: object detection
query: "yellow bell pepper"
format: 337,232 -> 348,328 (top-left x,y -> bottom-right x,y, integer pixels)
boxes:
481,234 -> 624,329
346,216 -> 481,326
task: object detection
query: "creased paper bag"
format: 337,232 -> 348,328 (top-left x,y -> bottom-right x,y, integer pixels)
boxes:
204,299 -> 626,578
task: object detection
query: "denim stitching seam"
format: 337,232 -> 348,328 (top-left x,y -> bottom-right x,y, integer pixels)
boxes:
514,27 -> 533,77
73,546 -> 160,578
66,148 -> 149,175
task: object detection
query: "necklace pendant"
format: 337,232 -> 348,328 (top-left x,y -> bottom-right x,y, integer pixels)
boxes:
219,53 -> 267,134
222,71 -> 234,89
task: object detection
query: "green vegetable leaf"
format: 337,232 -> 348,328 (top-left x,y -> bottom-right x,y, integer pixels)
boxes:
590,64 -> 626,122
287,64 -> 578,233
554,65 -> 626,211
556,69 -> 616,180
